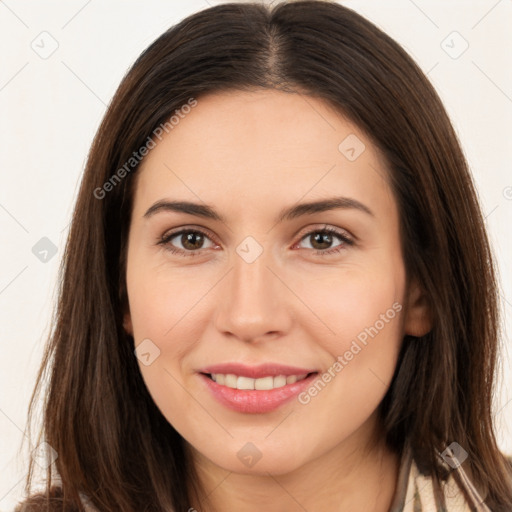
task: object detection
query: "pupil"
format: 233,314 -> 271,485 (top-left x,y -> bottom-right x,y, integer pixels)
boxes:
313,232 -> 331,250
183,232 -> 203,250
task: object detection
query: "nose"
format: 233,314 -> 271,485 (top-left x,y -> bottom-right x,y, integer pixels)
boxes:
213,243 -> 293,343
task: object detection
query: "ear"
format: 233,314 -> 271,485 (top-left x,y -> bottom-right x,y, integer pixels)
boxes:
123,311 -> 133,336
404,277 -> 432,337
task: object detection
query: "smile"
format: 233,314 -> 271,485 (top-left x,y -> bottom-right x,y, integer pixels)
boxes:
197,363 -> 319,414
207,373 -> 310,390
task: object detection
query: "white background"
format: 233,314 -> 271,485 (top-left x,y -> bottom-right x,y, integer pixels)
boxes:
0,1 -> 511,510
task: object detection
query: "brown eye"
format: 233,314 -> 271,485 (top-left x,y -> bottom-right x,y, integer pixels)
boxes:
309,231 -> 335,250
180,231 -> 206,250
159,229 -> 216,256
296,227 -> 354,256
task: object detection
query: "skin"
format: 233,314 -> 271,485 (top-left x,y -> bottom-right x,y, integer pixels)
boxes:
123,89 -> 431,511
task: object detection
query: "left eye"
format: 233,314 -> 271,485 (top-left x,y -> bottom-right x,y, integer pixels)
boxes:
295,227 -> 353,254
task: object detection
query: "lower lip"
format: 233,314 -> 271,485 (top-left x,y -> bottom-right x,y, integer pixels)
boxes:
199,373 -> 318,414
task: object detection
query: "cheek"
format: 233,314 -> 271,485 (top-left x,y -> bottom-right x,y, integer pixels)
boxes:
126,257 -> 214,343
292,262 -> 405,409
126,262 -> 216,428
290,262 -> 405,353
294,266 -> 405,424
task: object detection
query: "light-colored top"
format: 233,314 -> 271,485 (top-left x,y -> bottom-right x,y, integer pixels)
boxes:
389,442 -> 493,511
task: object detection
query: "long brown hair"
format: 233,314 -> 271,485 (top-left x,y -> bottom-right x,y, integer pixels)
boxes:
17,1 -> 512,510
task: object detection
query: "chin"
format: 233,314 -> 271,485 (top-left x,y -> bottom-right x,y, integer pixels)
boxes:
191,437 -> 310,476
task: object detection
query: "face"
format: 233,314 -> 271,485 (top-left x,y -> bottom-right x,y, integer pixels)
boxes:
123,89 -> 430,476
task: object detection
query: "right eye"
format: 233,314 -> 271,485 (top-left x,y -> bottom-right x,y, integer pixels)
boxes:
158,228 -> 218,257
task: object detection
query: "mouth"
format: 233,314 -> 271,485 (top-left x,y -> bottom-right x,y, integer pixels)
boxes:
201,372 -> 315,390
197,365 -> 320,414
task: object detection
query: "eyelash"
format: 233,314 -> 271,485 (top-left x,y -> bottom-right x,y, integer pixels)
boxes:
157,225 -> 354,258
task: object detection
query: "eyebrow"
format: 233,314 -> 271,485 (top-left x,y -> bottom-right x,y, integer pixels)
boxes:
143,196 -> 374,223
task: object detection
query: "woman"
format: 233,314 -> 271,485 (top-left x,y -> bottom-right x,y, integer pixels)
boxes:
17,1 -> 512,511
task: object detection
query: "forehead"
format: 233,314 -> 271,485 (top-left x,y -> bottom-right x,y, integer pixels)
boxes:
133,89 -> 394,220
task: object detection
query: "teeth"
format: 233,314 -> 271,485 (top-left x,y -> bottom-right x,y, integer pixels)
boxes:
210,373 -> 308,390
224,374 -> 237,388
255,376 -> 273,390
273,375 -> 286,388
237,376 -> 255,390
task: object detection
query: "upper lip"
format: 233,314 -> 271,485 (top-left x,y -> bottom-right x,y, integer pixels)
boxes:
198,363 -> 318,379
